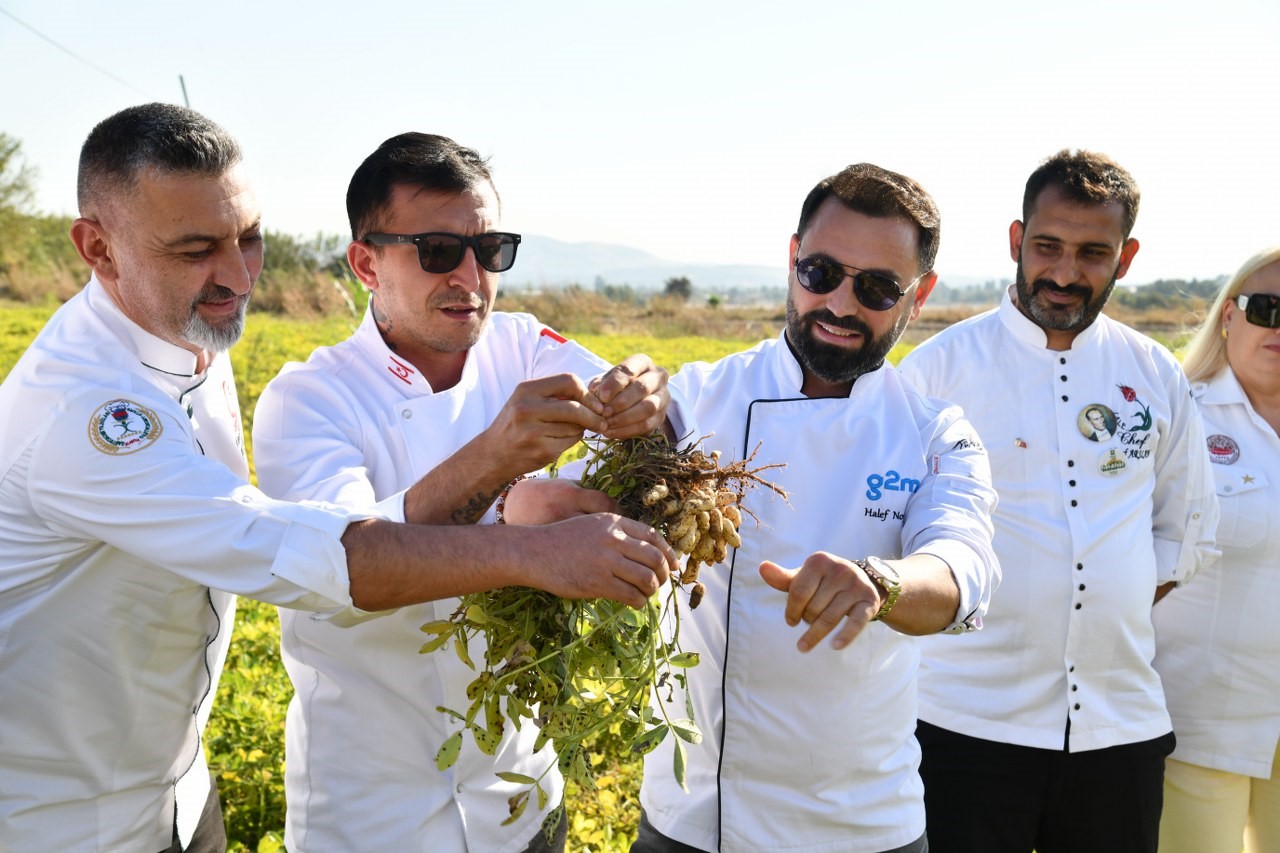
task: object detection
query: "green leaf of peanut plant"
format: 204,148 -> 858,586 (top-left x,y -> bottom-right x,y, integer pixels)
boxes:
670,718 -> 703,745
668,652 -> 700,668
418,632 -> 451,654
673,737 -> 688,792
496,772 -> 538,785
541,804 -> 565,845
435,731 -> 462,771
472,723 -> 502,756
630,723 -> 669,756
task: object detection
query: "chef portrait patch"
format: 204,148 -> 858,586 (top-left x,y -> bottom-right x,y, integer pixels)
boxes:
89,399 -> 163,455
1206,434 -> 1240,465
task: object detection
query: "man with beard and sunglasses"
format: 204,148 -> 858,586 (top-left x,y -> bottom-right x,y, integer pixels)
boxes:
0,106 -> 678,853
250,132 -> 677,852
897,149 -> 1219,853
633,163 -> 999,853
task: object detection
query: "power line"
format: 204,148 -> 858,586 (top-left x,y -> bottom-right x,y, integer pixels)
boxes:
0,5 -> 151,98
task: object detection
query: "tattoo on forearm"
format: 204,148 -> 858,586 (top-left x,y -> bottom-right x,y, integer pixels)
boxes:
450,487 -> 504,525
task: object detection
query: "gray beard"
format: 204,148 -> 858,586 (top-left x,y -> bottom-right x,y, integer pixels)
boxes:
183,298 -> 247,353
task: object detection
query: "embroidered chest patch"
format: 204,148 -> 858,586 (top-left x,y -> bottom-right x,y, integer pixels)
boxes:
88,399 -> 164,455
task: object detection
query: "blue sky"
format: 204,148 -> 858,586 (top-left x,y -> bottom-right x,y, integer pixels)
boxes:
2,0 -> 1277,283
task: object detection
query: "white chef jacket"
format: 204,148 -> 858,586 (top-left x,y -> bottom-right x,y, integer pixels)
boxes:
898,288 -> 1219,752
252,309 -> 615,852
0,277 -> 358,852
639,333 -> 998,853
1152,368 -> 1280,778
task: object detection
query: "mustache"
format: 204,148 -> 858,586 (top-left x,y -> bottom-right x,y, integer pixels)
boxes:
194,284 -> 241,305
802,308 -> 873,337
1031,279 -> 1091,300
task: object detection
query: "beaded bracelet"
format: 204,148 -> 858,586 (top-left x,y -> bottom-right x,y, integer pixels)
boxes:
493,475 -> 526,524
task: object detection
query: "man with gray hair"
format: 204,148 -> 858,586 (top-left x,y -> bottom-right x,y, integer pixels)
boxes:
0,103 -> 675,852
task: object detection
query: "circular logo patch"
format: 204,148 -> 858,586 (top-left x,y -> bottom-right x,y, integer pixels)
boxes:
1098,447 -> 1127,477
1206,434 -> 1239,465
88,399 -> 164,455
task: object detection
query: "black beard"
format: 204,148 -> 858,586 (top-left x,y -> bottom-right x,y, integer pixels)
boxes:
1014,256 -> 1117,334
784,294 -> 905,389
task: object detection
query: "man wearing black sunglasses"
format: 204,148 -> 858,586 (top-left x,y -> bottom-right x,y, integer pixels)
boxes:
899,150 -> 1219,853
252,132 -> 676,852
634,164 -> 999,853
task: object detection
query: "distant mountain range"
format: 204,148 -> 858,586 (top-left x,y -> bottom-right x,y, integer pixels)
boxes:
505,235 -> 787,291
504,234 -> 996,292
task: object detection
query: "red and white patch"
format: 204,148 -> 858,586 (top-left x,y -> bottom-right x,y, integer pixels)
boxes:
540,327 -> 568,344
1206,434 -> 1240,465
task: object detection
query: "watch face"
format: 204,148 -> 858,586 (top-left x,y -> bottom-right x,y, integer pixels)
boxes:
866,556 -> 901,584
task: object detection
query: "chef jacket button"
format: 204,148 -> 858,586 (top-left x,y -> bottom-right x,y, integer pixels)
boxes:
1074,703 -> 1081,710
1071,684 -> 1078,691
457,783 -> 464,793
1069,480 -> 1076,487
1061,395 -> 1068,402
1076,563 -> 1083,570
1192,512 -> 1201,519
1075,603 -> 1082,610
402,409 -> 412,419
1059,357 -> 1066,365
1071,500 -> 1078,507
1068,460 -> 1075,467
1078,584 -> 1085,591
1069,665 -> 1075,672
1060,375 -> 1067,382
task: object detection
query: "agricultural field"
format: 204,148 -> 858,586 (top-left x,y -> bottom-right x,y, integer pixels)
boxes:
0,301 -> 779,852
0,297 -> 1192,852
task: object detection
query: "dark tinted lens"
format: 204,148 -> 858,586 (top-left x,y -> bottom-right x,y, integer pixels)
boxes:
852,272 -> 904,311
1244,293 -> 1280,328
475,234 -> 518,272
795,258 -> 843,294
418,235 -> 465,273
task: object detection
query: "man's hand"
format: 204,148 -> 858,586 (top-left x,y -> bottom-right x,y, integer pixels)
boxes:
759,553 -> 881,652
480,373 -> 609,475
501,478 -> 616,525
528,514 -> 677,609
587,354 -> 670,439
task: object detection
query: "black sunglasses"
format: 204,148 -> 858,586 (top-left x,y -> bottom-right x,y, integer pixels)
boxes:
1236,293 -> 1280,329
363,231 -> 521,274
794,256 -> 921,311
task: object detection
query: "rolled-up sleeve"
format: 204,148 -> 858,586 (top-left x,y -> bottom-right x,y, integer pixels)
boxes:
904,407 -> 1000,634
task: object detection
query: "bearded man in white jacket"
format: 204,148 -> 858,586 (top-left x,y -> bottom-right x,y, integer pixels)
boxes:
634,164 -> 1000,853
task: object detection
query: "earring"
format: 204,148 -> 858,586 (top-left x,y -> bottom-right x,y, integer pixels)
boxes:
1222,326 -> 1228,340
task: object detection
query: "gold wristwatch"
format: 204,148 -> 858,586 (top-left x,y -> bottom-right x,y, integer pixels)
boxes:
857,556 -> 902,622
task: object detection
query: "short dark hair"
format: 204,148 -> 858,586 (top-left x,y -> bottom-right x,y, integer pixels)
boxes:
1023,149 -> 1140,238
77,103 -> 241,216
346,133 -> 496,241
796,163 -> 941,273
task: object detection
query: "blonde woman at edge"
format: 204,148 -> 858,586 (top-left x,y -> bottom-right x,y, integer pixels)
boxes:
1153,246 -> 1280,853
